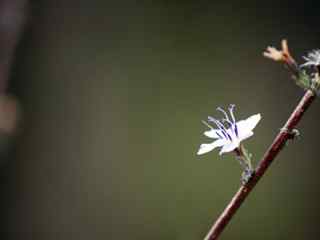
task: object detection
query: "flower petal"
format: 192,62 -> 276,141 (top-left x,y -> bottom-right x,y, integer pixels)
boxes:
219,141 -> 239,155
204,129 -> 221,139
236,114 -> 261,138
197,139 -> 226,155
238,130 -> 254,142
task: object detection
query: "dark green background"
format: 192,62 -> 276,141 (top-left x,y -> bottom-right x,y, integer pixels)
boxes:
2,1 -> 320,239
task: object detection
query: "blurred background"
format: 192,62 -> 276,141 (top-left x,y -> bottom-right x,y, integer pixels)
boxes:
0,0 -> 320,239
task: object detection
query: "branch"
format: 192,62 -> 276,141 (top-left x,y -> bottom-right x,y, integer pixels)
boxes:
0,0 -> 27,92
0,0 -> 28,134
204,41 -> 317,239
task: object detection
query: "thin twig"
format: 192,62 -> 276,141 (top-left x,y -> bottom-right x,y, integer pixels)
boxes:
204,89 -> 315,240
0,0 -> 28,134
0,0 -> 28,93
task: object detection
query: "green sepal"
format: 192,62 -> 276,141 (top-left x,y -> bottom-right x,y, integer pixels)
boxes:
294,70 -> 312,90
292,70 -> 320,96
237,145 -> 255,184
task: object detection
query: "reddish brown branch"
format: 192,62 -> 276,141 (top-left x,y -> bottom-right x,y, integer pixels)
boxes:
204,90 -> 316,240
0,0 -> 28,93
0,0 -> 28,133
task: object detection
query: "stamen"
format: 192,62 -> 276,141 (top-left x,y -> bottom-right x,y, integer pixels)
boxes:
221,119 -> 232,128
208,117 -> 224,132
234,124 -> 239,137
217,107 -> 234,129
216,131 -> 223,139
208,117 -> 227,138
201,120 -> 213,129
228,104 -> 236,124
228,104 -> 238,137
217,107 -> 231,122
208,117 -> 232,141
202,120 -> 224,139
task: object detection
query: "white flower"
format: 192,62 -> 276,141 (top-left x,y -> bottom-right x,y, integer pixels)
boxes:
197,105 -> 261,156
301,49 -> 320,67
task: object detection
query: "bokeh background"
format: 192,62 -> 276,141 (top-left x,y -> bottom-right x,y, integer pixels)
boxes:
1,1 -> 320,239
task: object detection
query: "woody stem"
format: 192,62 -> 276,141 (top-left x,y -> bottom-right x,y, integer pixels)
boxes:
204,90 -> 315,240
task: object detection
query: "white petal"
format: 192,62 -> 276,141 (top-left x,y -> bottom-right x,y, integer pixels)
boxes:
236,114 -> 261,139
238,130 -> 254,142
204,129 -> 221,139
219,141 -> 239,155
197,139 -> 226,155
301,62 -> 313,67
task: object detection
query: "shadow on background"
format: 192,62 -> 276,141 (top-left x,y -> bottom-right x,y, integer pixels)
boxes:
1,1 -> 320,239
